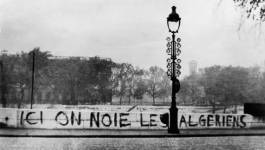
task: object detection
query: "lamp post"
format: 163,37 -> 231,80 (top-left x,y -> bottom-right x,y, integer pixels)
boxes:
0,50 -> 7,108
30,50 -> 36,109
166,6 -> 181,133
0,60 -> 6,108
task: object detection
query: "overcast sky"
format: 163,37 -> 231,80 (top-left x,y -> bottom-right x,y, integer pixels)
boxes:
0,0 -> 265,76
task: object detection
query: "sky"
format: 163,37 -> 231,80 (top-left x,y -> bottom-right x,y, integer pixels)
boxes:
0,0 -> 265,76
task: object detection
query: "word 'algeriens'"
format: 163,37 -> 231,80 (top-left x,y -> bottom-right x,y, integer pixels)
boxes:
179,114 -> 247,128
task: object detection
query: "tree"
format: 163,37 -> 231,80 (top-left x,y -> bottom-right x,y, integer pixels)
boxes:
200,65 -> 250,113
259,72 -> 265,102
133,80 -> 147,101
27,48 -> 51,71
217,66 -> 249,112
44,58 -> 80,105
179,74 -> 205,105
158,73 -> 171,104
12,53 -> 31,107
112,63 -> 134,105
1,52 -> 32,107
43,56 -> 115,105
127,67 -> 146,104
178,79 -> 190,105
200,66 -> 223,113
241,66 -> 262,103
146,66 -> 166,105
246,67 -> 265,104
85,57 -> 114,104
233,0 -> 265,22
27,48 -> 52,104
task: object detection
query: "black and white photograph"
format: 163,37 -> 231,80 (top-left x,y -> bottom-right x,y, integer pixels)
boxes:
0,0 -> 265,149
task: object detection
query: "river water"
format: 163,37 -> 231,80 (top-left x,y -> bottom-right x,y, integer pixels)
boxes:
0,136 -> 264,150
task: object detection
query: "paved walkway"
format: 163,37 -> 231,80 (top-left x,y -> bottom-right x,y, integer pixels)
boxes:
0,128 -> 265,137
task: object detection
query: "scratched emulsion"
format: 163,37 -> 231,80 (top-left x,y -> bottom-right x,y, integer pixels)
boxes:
0,136 -> 265,150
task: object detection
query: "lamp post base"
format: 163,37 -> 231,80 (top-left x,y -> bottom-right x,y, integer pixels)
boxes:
168,107 -> 179,134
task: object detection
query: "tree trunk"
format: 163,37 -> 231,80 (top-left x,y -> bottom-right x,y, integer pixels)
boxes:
18,89 -> 24,109
210,98 -> 215,113
70,91 -> 75,105
152,86 -> 155,105
128,96 -> 131,105
119,95 -> 122,105
152,95 -> 155,105
223,106 -> 227,113
234,104 -> 237,114
212,104 -> 215,113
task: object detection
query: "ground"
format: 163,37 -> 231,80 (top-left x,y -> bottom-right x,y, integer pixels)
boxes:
0,129 -> 265,149
0,135 -> 265,150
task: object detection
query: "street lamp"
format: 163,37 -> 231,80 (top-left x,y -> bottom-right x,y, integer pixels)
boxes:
0,51 -> 7,108
166,6 -> 181,134
0,60 -> 7,108
30,48 -> 36,109
167,6 -> 181,33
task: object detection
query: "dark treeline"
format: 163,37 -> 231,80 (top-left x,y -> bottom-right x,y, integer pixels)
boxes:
180,65 -> 265,112
0,49 -> 114,106
0,49 -> 171,107
1,49 -> 265,108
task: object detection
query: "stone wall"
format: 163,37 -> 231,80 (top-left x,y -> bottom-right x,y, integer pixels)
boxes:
0,108 -> 264,130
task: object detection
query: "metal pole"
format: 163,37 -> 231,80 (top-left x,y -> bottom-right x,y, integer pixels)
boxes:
0,61 -> 2,103
171,33 -> 176,108
168,32 -> 179,133
0,60 -> 6,108
30,51 -> 35,109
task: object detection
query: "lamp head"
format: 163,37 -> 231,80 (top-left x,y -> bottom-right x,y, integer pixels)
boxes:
167,6 -> 181,33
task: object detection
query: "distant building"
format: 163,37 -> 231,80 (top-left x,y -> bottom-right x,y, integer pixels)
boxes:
189,60 -> 198,75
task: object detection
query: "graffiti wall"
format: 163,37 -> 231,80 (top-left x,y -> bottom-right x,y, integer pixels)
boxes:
177,113 -> 253,129
0,109 -> 167,129
0,108 -> 264,129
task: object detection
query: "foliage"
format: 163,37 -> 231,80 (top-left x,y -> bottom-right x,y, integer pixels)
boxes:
1,50 -> 116,106
233,0 -> 265,22
180,65 -> 265,110
146,66 -> 169,105
127,67 -> 146,104
199,66 -> 249,106
179,74 -> 205,105
112,63 -> 134,104
2,49 -> 265,107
